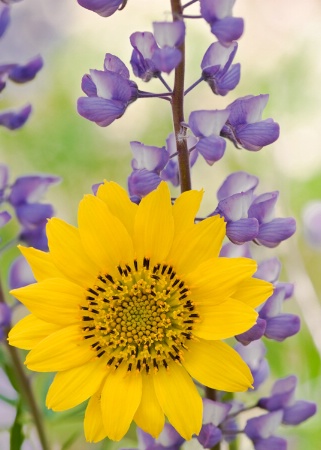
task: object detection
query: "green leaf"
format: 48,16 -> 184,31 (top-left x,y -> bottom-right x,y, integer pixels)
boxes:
10,400 -> 24,450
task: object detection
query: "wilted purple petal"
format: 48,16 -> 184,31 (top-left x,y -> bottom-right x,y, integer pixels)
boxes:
77,96 -> 126,127
198,423 -> 222,448
128,169 -> 161,198
264,313 -> 300,341
256,217 -> 296,247
131,141 -> 169,172
226,217 -> 259,244
302,201 -> 321,248
235,317 -> 266,345
254,436 -> 287,450
249,192 -> 279,223
217,171 -> 259,201
210,16 -> 244,43
77,0 -> 123,17
152,47 -> 182,74
8,55 -> 43,83
0,104 -> 32,130
244,411 -> 283,440
104,53 -> 130,79
0,4 -> 10,39
0,210 -> 11,227
196,135 -> 226,165
15,203 -> 53,228
9,255 -> 35,290
283,400 -> 317,425
189,109 -> 230,138
254,257 -> 281,283
235,119 -> 280,151
153,21 -> 185,48
9,175 -> 60,206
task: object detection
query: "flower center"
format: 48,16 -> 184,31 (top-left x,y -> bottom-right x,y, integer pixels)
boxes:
80,258 -> 199,374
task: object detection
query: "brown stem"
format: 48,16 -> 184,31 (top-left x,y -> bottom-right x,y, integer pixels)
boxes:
0,282 -> 50,450
170,0 -> 191,193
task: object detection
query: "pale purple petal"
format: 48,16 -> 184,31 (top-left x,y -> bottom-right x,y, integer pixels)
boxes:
203,399 -> 232,425
213,64 -> 240,95
217,171 -> 259,201
128,169 -> 161,197
130,32 -> 158,59
153,21 -> 185,48
130,141 -> 169,172
264,314 -> 300,341
258,376 -> 297,411
77,96 -> 126,127
259,286 -> 284,319
235,317 -> 266,345
20,227 -> 48,251
0,4 -> 10,38
160,160 -> 179,187
254,436 -> 287,450
244,411 -> 283,440
256,217 -> 296,247
226,217 -> 259,243
104,53 -> 130,78
77,0 -> 123,17
81,74 -> 97,96
219,242 -> 252,258
0,211 -> 11,227
283,401 -> 317,425
200,0 -> 236,22
152,47 -> 181,74
157,423 -> 185,447
211,16 -> 244,43
228,95 -> 269,124
9,175 -> 60,205
189,109 -> 230,137
254,257 -> 281,283
0,104 -> 32,130
196,135 -> 226,165
9,255 -> 35,290
15,203 -> 53,228
0,303 -> 11,329
235,119 -> 280,151
198,423 -> 222,448
249,192 -> 279,224
8,55 -> 43,83
90,69 -> 132,102
201,41 -> 237,71
217,191 -> 254,221
302,201 -> 321,248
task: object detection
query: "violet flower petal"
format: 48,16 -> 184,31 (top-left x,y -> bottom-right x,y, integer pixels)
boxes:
0,211 -> 11,227
254,436 -> 287,450
256,217 -> 296,248
130,141 -> 169,172
128,169 -> 161,197
302,201 -> 321,248
235,119 -> 280,151
212,63 -> 240,96
9,175 -> 60,205
226,217 -> 259,244
0,104 -> 32,130
235,317 -> 266,345
15,203 -> 54,228
81,74 -> 97,97
77,0 -> 123,17
77,96 -> 126,127
9,255 -> 35,290
254,257 -> 281,283
283,401 -> 317,425
258,375 -> 297,411
104,53 -> 130,78
203,399 -> 232,426
244,410 -> 283,440
19,226 -> 48,251
198,423 -> 222,448
264,314 -> 300,341
153,21 -> 185,48
217,171 -> 259,201
152,47 -> 182,74
248,191 -> 279,223
196,135 -> 226,165
8,55 -> 43,83
90,69 -> 132,103
217,191 -> 254,221
189,109 -> 230,137
210,16 -> 244,43
0,4 -> 10,39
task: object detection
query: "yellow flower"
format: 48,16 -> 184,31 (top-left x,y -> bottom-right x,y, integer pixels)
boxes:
8,181 -> 272,443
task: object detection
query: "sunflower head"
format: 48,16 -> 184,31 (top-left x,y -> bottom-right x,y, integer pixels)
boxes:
8,181 -> 272,442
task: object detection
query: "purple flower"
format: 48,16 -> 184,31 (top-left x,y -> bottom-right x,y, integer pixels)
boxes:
0,104 -> 32,130
200,0 -> 244,44
201,41 -> 240,95
2,55 -> 43,84
188,109 -> 229,165
258,376 -> 316,426
197,399 -> 232,448
0,303 -> 11,340
131,141 -> 169,172
9,255 -> 35,290
221,94 -> 280,151
302,201 -> 321,248
244,410 -> 287,450
235,340 -> 269,389
130,32 -> 160,81
128,169 -> 162,198
0,3 -> 10,38
77,0 -> 124,17
78,54 -> 138,127
126,424 -> 184,450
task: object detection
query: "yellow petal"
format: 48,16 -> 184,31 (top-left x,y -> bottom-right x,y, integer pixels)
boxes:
188,257 -> 257,305
97,181 -> 137,238
18,245 -> 63,281
10,278 -> 84,325
101,365 -> 142,441
25,324 -> 94,372
134,373 -> 165,438
134,182 -> 174,266
153,363 -> 202,440
46,358 -> 107,411
233,277 -> 273,308
172,189 -> 203,236
168,215 -> 226,274
47,218 -> 99,287
78,194 -> 134,276
8,314 -> 62,350
194,298 -> 258,340
183,339 -> 253,392
84,390 -> 107,443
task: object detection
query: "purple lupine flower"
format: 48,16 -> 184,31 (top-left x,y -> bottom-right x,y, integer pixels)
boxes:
302,201 -> 321,248
128,169 -> 162,198
124,424 -> 184,450
78,54 -> 138,127
2,55 -> 43,84
0,3 -> 10,38
197,399 -> 232,448
0,210 -> 11,228
221,94 -> 280,151
201,41 -> 240,95
9,255 -> 35,290
220,241 -> 252,258
0,104 -> 32,130
235,340 -> 269,389
131,141 -> 169,172
258,376 -> 316,426
200,0 -> 244,44
244,410 -> 287,450
160,132 -> 198,187
188,109 -> 230,165
235,318 -> 266,346
77,0 -> 124,17
130,32 -> 159,81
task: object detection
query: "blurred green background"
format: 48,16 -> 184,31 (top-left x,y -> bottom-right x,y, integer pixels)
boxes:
0,0 -> 320,448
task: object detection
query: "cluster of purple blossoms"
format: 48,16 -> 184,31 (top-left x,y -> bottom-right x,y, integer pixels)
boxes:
0,2 -> 43,129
